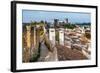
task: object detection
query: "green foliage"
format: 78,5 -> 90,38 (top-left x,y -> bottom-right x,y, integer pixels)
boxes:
55,31 -> 59,42
30,53 -> 39,62
85,32 -> 91,39
64,24 -> 76,29
30,22 -> 37,26
44,40 -> 51,51
30,43 -> 41,62
30,21 -> 45,26
40,31 -> 44,35
44,35 -> 51,51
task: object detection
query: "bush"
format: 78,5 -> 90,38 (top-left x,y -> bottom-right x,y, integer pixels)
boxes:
30,53 -> 39,62
55,31 -> 59,42
30,43 -> 41,62
39,30 -> 44,36
85,32 -> 91,39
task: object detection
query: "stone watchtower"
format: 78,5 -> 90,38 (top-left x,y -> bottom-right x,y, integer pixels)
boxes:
65,18 -> 68,24
54,19 -> 59,27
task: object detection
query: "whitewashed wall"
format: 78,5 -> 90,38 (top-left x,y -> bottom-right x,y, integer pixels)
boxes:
59,28 -> 64,45
49,28 -> 55,45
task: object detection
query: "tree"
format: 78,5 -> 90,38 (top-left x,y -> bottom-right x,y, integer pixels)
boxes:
64,23 -> 76,29
40,20 -> 44,24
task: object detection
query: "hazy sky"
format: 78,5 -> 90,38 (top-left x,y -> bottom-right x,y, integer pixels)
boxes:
22,10 -> 91,23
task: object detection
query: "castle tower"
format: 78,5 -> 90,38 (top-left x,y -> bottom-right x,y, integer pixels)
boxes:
65,18 -> 68,24
54,19 -> 59,27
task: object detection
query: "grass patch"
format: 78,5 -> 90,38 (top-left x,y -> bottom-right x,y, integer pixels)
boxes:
30,43 -> 41,62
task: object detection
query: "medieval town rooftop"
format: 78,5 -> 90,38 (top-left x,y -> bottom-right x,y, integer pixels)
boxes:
22,18 -> 91,62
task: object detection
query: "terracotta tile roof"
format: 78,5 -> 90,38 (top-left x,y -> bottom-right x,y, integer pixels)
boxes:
56,45 -> 88,61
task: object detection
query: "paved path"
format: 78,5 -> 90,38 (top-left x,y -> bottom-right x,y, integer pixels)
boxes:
45,47 -> 58,61
38,27 -> 58,62
38,41 -> 58,62
38,41 -> 49,61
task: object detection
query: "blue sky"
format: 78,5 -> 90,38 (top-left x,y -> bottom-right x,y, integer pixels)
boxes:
22,10 -> 91,23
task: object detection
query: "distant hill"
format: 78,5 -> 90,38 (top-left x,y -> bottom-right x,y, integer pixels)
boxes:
23,23 -> 30,25
76,23 -> 91,26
